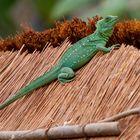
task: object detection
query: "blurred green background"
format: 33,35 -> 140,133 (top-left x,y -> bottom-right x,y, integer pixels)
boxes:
0,0 -> 140,38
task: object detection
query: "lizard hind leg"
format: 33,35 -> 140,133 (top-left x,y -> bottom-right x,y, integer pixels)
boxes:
58,67 -> 75,83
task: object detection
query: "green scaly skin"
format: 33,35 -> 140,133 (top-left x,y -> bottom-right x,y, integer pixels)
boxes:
0,16 -> 119,110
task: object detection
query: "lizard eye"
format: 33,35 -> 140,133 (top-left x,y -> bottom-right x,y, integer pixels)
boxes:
105,17 -> 110,21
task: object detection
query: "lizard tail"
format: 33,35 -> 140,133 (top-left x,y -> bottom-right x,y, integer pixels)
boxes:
0,65 -> 61,110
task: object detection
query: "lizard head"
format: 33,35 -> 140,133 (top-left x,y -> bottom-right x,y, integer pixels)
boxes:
96,15 -> 118,35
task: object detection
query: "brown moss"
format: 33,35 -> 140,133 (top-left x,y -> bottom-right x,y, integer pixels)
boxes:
108,19 -> 140,49
0,16 -> 140,52
0,16 -> 101,52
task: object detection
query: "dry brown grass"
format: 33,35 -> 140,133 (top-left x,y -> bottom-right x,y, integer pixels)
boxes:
0,42 -> 140,139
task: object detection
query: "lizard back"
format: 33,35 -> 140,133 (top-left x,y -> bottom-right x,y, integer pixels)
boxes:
58,36 -> 100,70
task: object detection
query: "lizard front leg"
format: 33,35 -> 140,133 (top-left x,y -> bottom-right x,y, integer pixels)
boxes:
96,44 -> 120,53
58,67 -> 75,83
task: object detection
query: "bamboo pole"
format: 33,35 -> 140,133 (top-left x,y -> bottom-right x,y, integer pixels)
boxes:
0,122 -> 122,140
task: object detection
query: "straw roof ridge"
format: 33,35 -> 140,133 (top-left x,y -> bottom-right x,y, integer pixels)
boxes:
1,16 -> 140,52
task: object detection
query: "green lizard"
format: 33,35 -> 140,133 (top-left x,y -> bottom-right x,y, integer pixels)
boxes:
0,15 -> 119,110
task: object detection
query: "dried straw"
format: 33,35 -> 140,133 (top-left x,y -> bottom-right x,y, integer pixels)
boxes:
0,41 -> 140,139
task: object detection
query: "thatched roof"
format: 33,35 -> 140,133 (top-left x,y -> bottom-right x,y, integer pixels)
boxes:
0,41 -> 140,139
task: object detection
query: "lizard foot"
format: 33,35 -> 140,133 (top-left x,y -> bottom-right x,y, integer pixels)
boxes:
58,67 -> 75,84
